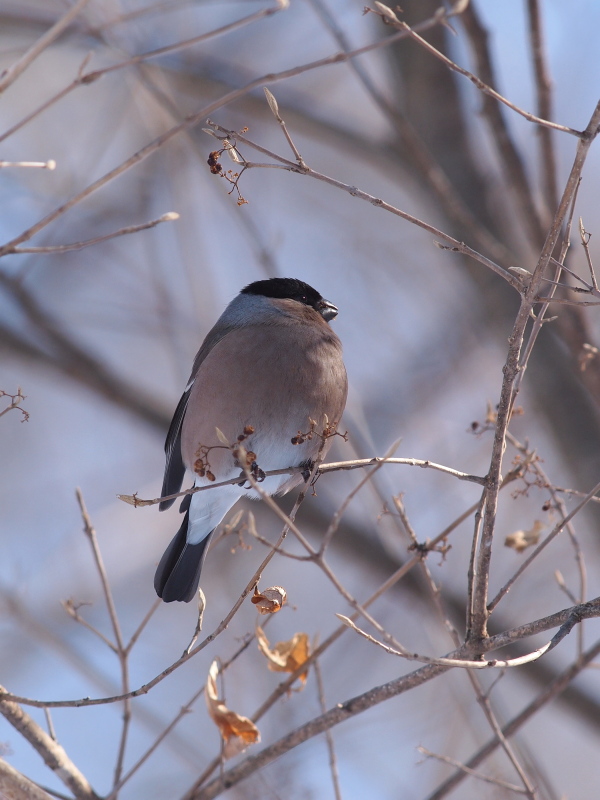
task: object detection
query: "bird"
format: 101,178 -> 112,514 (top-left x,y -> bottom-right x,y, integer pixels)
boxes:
154,277 -> 348,603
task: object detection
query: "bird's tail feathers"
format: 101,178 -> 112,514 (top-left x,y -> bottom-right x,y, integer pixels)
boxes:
155,484 -> 240,603
154,509 -> 213,603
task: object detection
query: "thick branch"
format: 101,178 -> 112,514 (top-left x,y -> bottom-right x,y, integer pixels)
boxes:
0,689 -> 100,800
0,758 -> 52,800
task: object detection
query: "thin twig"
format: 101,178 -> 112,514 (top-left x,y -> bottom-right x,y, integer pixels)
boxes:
0,1 -> 288,144
459,2 -> 545,246
306,0 -> 515,267
473,689 -> 538,798
62,599 -> 117,652
396,499 -> 538,798
43,708 -> 57,742
469,99 -> 600,641
466,490 -> 487,638
0,484 -> 514,714
371,3 -> 581,138
0,3 -> 461,204
106,690 -> 198,799
84,0 -> 290,82
124,599 -> 161,655
206,122 -> 522,291
335,607 -> 592,670
487,478 -> 600,613
263,88 -> 307,169
120,454 -> 486,508
314,659 -> 343,800
527,0 -> 559,215
0,0 -> 91,94
75,490 -> 130,790
426,636 -> 600,799
418,747 -> 528,794
512,173 -> 581,404
0,388 -> 29,421
191,617 -> 600,800
507,431 -> 587,658
319,439 -> 402,554
10,213 -> 179,254
579,217 -> 598,291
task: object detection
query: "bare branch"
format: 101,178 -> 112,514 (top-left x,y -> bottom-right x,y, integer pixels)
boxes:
0,5 -> 457,243
369,3 -> 582,138
469,99 -> 600,642
191,608 -> 600,798
120,454 -> 486,509
314,659 -> 343,800
206,122 -> 522,288
426,636 -> 600,799
0,758 -> 54,800
0,689 -> 100,799
10,212 -> 179,254
306,0 -> 515,267
487,477 -> 600,614
336,603 -> 594,670
75,489 -> 131,788
0,0 -> 91,94
527,0 -> 559,214
460,3 -> 545,245
0,387 -> 29,422
417,748 -> 528,794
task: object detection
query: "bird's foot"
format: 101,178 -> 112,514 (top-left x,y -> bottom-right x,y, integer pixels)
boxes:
250,461 -> 266,482
301,460 -> 314,483
238,461 -> 265,488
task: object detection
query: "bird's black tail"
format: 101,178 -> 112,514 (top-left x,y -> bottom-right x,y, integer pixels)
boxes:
154,509 -> 213,603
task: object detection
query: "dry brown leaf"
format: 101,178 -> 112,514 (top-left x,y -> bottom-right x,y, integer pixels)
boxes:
251,585 -> 287,614
204,660 -> 260,757
256,626 -> 310,687
505,520 -> 544,553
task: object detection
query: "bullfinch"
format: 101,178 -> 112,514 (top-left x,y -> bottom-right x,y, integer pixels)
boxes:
154,277 -> 348,602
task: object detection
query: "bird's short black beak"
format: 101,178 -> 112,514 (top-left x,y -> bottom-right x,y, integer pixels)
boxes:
316,298 -> 338,322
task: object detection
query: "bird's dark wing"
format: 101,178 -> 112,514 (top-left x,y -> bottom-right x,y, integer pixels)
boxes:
159,387 -> 191,510
159,324 -> 237,511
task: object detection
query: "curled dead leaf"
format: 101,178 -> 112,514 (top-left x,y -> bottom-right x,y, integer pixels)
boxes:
505,520 -> 543,553
256,626 -> 310,687
251,585 -> 287,614
205,660 -> 260,758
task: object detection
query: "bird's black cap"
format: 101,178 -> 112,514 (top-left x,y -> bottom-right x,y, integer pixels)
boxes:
242,277 -> 338,322
242,278 -> 323,307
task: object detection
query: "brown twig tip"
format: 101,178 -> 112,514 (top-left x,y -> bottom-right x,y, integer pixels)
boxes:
117,493 -> 154,507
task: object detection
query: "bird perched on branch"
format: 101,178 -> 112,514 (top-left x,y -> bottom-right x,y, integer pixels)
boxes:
154,277 -> 348,603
